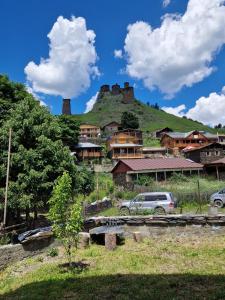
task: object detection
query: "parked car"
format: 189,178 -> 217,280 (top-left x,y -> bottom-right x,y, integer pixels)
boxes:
210,188 -> 225,208
119,192 -> 177,215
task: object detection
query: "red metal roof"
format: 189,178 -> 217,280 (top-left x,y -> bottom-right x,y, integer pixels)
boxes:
112,158 -> 203,173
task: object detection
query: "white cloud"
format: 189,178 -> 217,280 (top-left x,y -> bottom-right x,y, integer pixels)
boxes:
26,85 -> 47,106
25,16 -> 99,99
186,87 -> 225,126
114,49 -> 123,59
85,92 -> 99,113
162,104 -> 186,117
123,0 -> 225,97
163,0 -> 171,8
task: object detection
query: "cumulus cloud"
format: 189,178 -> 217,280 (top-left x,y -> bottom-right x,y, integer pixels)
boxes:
163,87 -> 225,126
84,92 -> 99,113
25,16 -> 99,98
162,104 -> 186,117
186,87 -> 225,126
123,0 -> 225,97
26,85 -> 47,107
163,0 -> 171,8
114,49 -> 123,59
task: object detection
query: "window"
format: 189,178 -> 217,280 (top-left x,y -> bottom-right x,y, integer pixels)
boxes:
215,151 -> 220,156
176,140 -> 179,144
145,195 -> 167,201
206,151 -> 211,156
219,189 -> 225,194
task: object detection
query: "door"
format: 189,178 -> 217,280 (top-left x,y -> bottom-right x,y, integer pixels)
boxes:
131,195 -> 145,213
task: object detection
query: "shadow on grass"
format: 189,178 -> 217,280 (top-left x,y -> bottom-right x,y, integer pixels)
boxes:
2,274 -> 225,300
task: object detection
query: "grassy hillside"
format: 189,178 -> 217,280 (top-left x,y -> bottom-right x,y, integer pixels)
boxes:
73,94 -> 215,133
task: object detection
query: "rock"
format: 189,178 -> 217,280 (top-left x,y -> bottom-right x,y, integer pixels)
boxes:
105,233 -> 117,251
133,232 -> 143,243
78,232 -> 90,249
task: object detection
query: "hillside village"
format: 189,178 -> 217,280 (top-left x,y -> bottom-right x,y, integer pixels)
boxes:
2,1 -> 225,298
61,82 -> 225,186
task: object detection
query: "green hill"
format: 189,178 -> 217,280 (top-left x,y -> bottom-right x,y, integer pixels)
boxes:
73,94 -> 214,133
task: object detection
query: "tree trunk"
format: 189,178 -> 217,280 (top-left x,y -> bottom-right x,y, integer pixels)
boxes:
33,205 -> 38,220
25,207 -> 30,222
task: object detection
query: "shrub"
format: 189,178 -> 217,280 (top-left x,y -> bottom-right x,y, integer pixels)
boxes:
0,234 -> 10,245
47,247 -> 59,257
169,173 -> 189,183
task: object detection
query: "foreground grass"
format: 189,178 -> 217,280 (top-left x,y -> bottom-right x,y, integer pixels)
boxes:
1,236 -> 225,299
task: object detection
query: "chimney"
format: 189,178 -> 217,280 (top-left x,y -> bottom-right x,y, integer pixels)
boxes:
62,98 -> 71,115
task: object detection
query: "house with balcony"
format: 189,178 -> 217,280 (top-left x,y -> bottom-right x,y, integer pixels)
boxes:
73,142 -> 103,162
107,129 -> 143,160
80,124 -> 101,139
160,130 -> 217,155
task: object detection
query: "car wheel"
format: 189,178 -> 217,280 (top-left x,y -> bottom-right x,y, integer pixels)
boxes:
120,207 -> 130,216
214,199 -> 223,208
154,207 -> 166,215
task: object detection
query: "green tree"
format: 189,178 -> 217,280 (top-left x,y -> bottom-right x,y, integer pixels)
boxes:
48,172 -> 83,267
0,96 -> 78,222
0,74 -> 28,125
57,115 -> 80,148
121,111 -> 139,129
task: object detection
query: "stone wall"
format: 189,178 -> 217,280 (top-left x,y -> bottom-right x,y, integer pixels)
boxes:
0,237 -> 58,270
85,214 -> 225,230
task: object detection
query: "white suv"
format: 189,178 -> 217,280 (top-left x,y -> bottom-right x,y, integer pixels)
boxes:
119,192 -> 176,215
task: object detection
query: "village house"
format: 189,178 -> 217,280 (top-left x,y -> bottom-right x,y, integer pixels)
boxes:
205,158 -> 225,180
80,124 -> 101,139
111,158 -> 203,186
142,147 -> 168,158
107,129 -> 143,160
102,121 -> 122,134
160,130 -> 217,155
73,142 -> 103,162
217,134 -> 225,143
153,127 -> 173,139
183,142 -> 225,164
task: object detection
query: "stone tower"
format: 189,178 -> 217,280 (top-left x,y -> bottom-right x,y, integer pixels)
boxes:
62,98 -> 71,115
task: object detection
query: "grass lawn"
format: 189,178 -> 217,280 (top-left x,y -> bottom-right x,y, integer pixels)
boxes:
1,236 -> 225,299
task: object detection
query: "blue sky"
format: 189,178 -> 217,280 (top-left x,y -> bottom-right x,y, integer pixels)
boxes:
0,0 -> 225,126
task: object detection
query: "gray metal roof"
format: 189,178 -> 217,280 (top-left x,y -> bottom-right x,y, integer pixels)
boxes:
74,142 -> 102,149
110,143 -> 142,148
164,131 -> 217,139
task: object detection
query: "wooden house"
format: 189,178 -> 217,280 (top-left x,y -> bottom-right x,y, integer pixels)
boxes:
80,124 -> 101,139
142,147 -> 167,158
111,158 -> 203,186
161,130 -> 217,154
74,142 -> 103,161
102,122 -> 122,134
154,127 -> 173,138
217,134 -> 225,143
183,142 -> 225,164
107,129 -> 143,160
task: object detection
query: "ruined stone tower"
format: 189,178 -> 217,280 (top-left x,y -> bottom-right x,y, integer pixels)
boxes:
98,82 -> 135,102
62,98 -> 71,115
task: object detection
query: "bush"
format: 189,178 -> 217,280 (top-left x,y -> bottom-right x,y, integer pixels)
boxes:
0,234 -> 10,245
135,175 -> 154,187
169,173 -> 189,183
47,247 -> 59,257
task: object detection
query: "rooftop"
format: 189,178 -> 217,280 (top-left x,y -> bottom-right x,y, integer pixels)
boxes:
112,158 -> 203,172
163,131 -> 217,139
74,142 -> 102,149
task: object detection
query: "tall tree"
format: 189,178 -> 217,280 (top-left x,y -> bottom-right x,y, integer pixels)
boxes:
0,75 -> 28,125
57,115 -> 80,148
0,96 -> 78,222
121,111 -> 139,129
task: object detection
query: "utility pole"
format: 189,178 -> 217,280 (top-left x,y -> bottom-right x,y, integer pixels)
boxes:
3,128 -> 12,227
